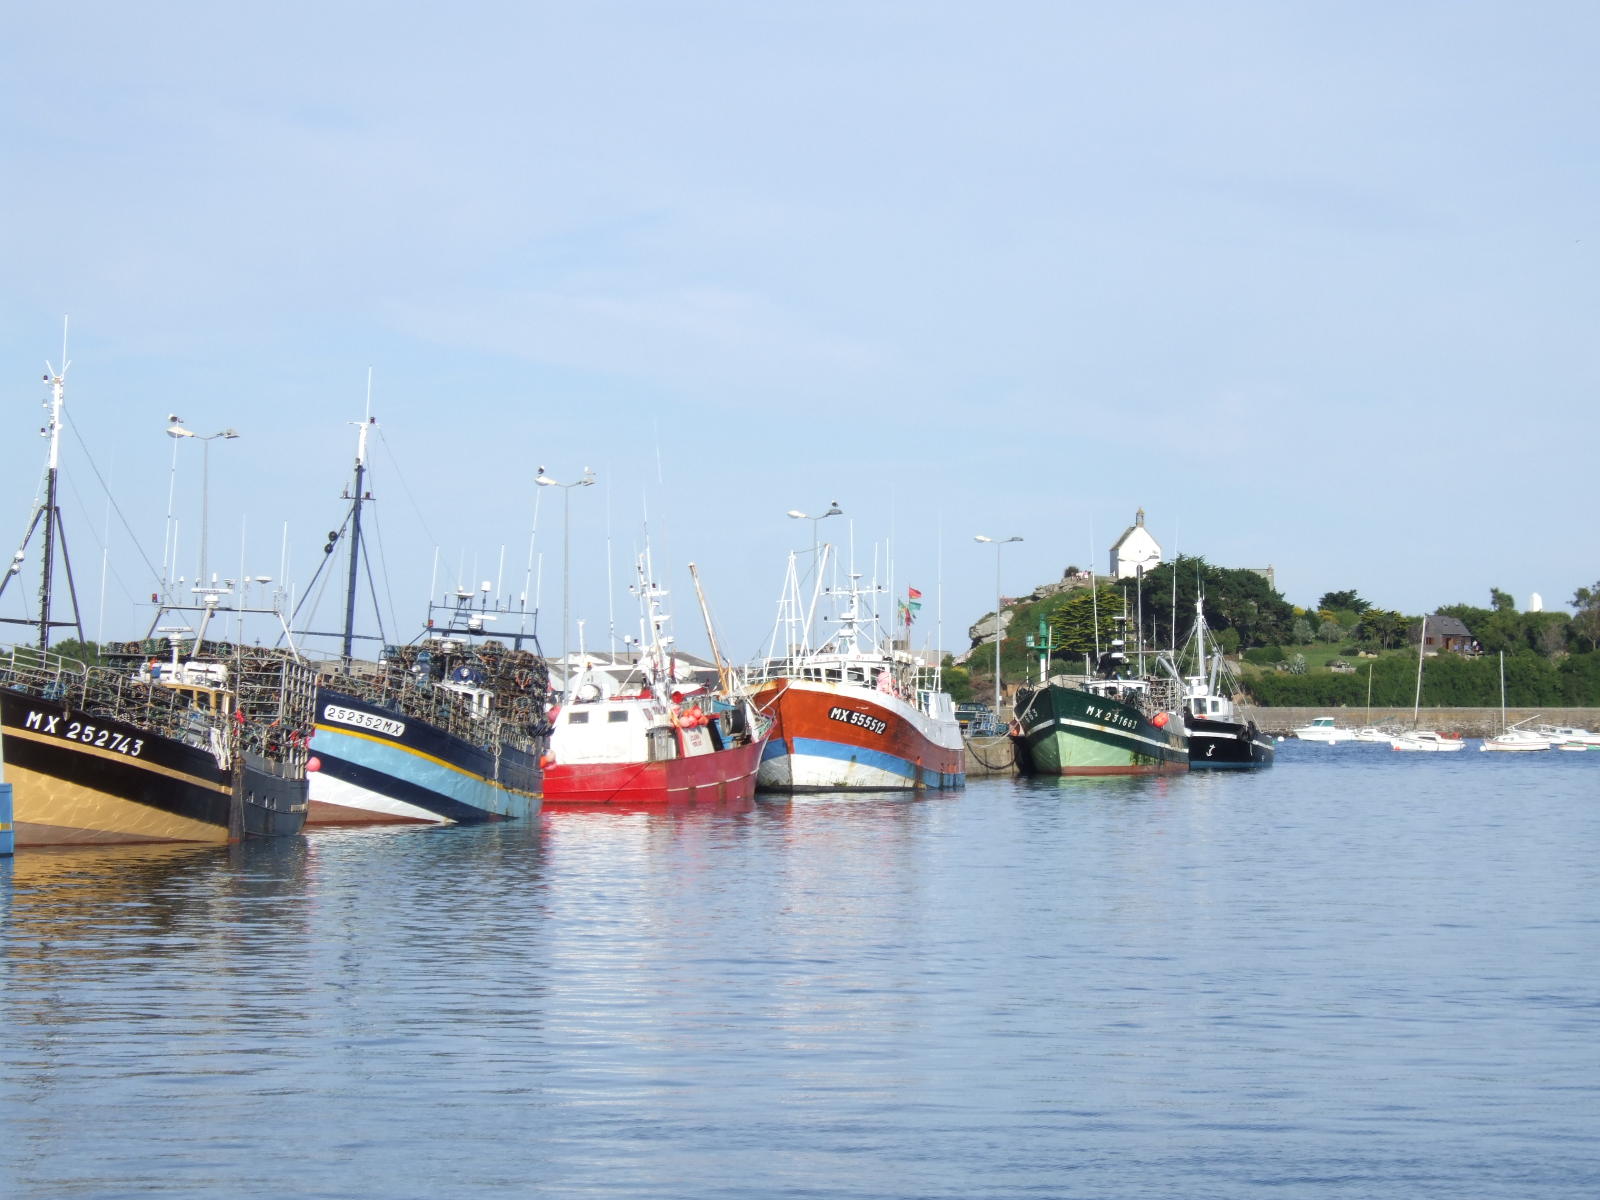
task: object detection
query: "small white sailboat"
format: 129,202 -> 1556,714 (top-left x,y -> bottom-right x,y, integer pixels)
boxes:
1350,662 -> 1401,742
1481,653 -> 1549,753
1390,616 -> 1465,752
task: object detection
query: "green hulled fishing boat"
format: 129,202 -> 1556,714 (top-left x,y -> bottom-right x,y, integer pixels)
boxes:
1010,675 -> 1188,775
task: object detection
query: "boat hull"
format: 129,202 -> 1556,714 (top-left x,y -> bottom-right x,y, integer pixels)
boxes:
541,735 -> 767,808
1389,733 -> 1466,752
307,688 -> 541,825
1011,683 -> 1188,776
1185,716 -> 1275,769
1,687 -> 307,845
749,678 -> 965,791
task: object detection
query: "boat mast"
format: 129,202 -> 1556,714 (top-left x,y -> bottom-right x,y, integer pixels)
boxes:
341,416 -> 375,662
687,562 -> 731,696
36,360 -> 65,649
1411,614 -> 1426,724
1491,652 -> 1504,739
0,334 -> 86,650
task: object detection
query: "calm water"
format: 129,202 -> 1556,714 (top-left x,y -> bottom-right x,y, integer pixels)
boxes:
3,743 -> 1598,1199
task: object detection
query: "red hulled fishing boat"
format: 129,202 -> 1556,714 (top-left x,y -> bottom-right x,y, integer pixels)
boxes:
541,558 -> 769,808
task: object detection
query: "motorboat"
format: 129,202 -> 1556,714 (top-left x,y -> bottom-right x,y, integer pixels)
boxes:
1291,716 -> 1345,743
1390,730 -> 1466,752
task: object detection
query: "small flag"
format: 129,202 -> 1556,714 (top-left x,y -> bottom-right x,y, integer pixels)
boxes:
907,586 -> 923,599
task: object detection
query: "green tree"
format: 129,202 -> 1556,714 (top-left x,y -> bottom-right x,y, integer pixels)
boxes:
1134,555 -> 1293,650
1355,609 -> 1409,650
1572,581 -> 1600,652
1317,589 -> 1370,614
1044,584 -> 1126,658
50,638 -> 105,667
1489,587 -> 1516,612
940,658 -> 974,703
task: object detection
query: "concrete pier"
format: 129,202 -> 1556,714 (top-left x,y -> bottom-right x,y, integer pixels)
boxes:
964,735 -> 1017,776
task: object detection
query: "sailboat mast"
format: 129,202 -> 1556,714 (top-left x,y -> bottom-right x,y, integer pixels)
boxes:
1499,650 -> 1506,733
341,417 -> 374,662
1411,615 -> 1426,723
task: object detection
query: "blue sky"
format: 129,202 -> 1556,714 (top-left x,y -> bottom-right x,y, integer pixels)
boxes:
3,1 -> 1595,664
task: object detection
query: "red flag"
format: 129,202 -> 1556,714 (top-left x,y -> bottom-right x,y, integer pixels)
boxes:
907,586 -> 923,599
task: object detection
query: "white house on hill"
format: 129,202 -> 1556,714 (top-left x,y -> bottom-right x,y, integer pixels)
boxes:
1109,508 -> 1162,579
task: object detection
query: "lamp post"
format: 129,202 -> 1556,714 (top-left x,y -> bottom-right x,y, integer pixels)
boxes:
536,465 -> 596,695
786,502 -> 842,589
165,417 -> 238,592
974,534 -> 1022,717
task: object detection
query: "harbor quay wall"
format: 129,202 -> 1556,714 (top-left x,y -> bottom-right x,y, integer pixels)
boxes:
1252,707 -> 1600,739
963,735 -> 1017,776
961,708 -> 1600,773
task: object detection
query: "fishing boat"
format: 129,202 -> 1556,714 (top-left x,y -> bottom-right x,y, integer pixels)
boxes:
299,417 -> 548,825
1010,620 -> 1188,777
0,353 -> 315,846
541,557 -> 770,807
746,548 -> 963,791
1390,615 -> 1465,752
1178,599 -> 1273,769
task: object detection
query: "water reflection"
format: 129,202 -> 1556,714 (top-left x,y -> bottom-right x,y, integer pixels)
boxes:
3,769 -> 1599,1199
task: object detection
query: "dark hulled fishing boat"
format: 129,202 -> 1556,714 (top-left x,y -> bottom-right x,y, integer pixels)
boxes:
1179,598 -> 1274,769
0,353 -> 314,846
300,417 -> 548,825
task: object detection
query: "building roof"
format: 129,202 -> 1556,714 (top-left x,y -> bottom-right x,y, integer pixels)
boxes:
1109,507 -> 1155,552
1426,614 -> 1473,638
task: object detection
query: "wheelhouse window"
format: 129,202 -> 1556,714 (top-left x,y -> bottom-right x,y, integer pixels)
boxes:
567,712 -> 589,724
608,710 -> 629,723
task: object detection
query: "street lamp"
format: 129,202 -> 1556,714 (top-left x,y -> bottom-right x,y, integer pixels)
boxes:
786,502 -> 842,589
974,534 -> 1023,717
536,465 -> 596,695
166,416 -> 238,592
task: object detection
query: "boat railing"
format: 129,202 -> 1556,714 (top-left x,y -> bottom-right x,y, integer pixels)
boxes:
319,664 -> 546,752
0,644 -> 90,698
1042,672 -> 1183,721
0,644 -> 242,752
